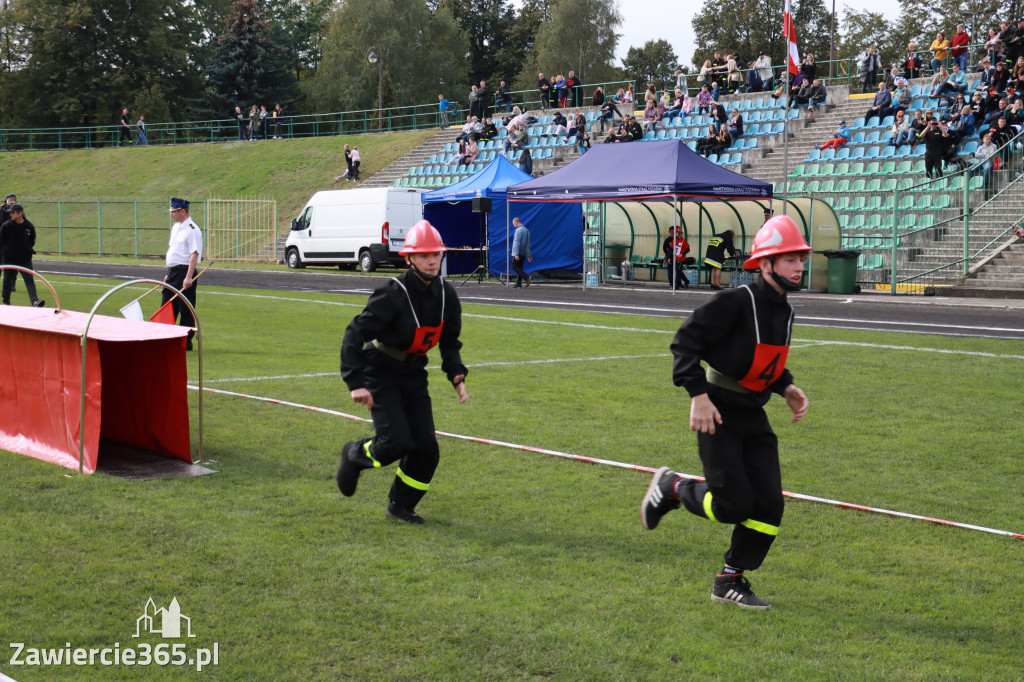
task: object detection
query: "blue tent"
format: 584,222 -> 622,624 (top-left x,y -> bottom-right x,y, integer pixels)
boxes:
422,155 -> 583,276
507,140 -> 773,202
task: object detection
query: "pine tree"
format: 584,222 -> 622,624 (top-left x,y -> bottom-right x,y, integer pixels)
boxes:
192,0 -> 296,121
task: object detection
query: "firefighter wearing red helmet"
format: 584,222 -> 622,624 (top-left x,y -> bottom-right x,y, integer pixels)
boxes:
640,214 -> 811,610
662,225 -> 691,289
337,220 -> 468,524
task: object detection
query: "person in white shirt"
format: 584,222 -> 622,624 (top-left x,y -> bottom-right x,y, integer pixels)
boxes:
349,147 -> 361,181
163,198 -> 203,350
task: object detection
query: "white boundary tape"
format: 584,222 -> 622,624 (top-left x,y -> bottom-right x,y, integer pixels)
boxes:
191,384 -> 1024,542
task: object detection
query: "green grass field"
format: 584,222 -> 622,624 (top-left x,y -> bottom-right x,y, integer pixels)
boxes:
2,276 -> 1023,681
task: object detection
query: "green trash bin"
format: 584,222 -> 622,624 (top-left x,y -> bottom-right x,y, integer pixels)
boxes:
823,250 -> 860,294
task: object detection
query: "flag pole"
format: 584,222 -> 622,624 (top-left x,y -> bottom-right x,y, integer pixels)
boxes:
783,0 -> 791,210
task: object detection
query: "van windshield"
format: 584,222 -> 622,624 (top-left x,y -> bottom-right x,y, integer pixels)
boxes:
293,207 -> 312,230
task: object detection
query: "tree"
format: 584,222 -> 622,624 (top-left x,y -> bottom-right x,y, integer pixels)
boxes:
5,0 -> 205,128
302,0 -> 467,115
622,39 -> 679,91
438,0 -> 517,87
690,0 -> 830,76
264,0 -> 332,82
496,0 -> 551,88
192,0 -> 297,121
523,0 -> 622,89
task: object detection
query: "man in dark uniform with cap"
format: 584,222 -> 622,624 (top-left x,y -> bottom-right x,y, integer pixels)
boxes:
162,198 -> 202,350
337,220 -> 468,524
640,215 -> 811,610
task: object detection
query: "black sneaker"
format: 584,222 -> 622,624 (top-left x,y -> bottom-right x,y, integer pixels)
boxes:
640,466 -> 680,530
336,441 -> 364,497
386,501 -> 425,525
711,574 -> 771,610
31,299 -> 45,308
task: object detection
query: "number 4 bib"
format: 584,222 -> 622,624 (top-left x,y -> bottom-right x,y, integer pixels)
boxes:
737,285 -> 793,392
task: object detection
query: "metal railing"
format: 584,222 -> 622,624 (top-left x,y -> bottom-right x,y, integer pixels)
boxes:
791,124 -> 1024,294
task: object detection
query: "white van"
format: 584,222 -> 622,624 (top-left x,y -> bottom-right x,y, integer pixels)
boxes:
285,188 -> 423,272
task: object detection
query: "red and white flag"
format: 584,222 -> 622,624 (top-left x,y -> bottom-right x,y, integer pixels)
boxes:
784,0 -> 800,75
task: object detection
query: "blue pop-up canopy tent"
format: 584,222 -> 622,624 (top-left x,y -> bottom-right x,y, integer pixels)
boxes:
506,139 -> 773,202
422,155 -> 583,277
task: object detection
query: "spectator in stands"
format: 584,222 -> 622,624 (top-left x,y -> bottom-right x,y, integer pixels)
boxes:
520,147 -> 533,174
728,110 -> 744,138
753,52 -> 774,93
496,81 -> 511,112
903,43 -> 923,80
597,98 -> 621,132
675,69 -> 689,95
460,136 -> 479,167
698,59 -> 713,88
273,103 -> 284,139
865,81 -> 892,122
935,63 -> 968,100
746,61 -> 763,93
984,97 -> 1010,125
438,95 -> 451,128
456,116 -> 476,142
642,102 -> 660,135
468,84 -> 480,120
930,32 -> 950,73
859,46 -> 882,93
662,90 -> 685,121
989,116 -> 1014,164
711,81 -> 721,101
951,24 -> 971,73
713,100 -> 728,126
565,110 -> 585,140
815,119 -> 850,150
948,104 -> 977,138
888,110 -> 914,146
883,80 -> 911,118
986,26 -> 1004,66
606,115 -> 642,143
944,93 -> 969,121
726,54 -> 742,94
349,147 -> 361,181
479,117 -> 498,141
537,73 -> 551,110
624,83 -> 636,103
928,66 -> 951,98
805,79 -> 827,119
1010,18 -> 1024,64
907,109 -> 928,146
478,81 -> 492,119
1005,98 -> 1023,129
711,51 -> 727,73
645,84 -> 658,108
991,60 -> 1011,93
592,85 -> 605,107
800,54 -> 817,85
508,123 -> 529,153
553,75 -> 567,108
924,118 -> 951,178
970,91 -> 988,117
972,132 -> 999,186
1010,56 -> 1024,90
550,111 -> 568,136
697,85 -> 712,115
449,139 -> 467,166
975,57 -> 995,91
248,105 -> 259,141
567,71 -> 582,108
709,125 -> 732,157
998,21 -> 1016,60
135,115 -> 147,146
696,124 -> 719,155
235,106 -> 246,140
681,92 -> 694,117
884,65 -> 901,90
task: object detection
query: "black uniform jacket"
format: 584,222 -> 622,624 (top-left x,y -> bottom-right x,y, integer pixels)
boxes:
0,218 -> 36,265
341,270 -> 467,391
671,277 -> 795,409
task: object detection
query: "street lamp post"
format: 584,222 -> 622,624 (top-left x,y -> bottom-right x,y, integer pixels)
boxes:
367,48 -> 383,130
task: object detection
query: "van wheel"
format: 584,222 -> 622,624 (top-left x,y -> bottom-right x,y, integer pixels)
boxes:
286,248 -> 304,269
358,250 -> 376,273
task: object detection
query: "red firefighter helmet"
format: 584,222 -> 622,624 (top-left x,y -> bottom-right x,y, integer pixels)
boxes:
399,220 -> 447,255
743,215 -> 811,270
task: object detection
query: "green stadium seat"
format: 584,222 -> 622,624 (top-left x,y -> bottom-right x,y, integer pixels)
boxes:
879,161 -> 896,175
847,214 -> 866,229
899,195 -> 915,210
835,162 -> 852,176
835,179 -> 851,193
850,162 -> 866,176
850,179 -> 866,192
881,179 -> 897,192
864,161 -> 882,176
833,196 -> 850,211
899,214 -> 917,229
933,194 -> 951,209
866,179 -> 882,192
865,196 -> 882,211
917,214 -> 936,229
866,214 -> 883,229
805,180 -> 820,193
881,195 -> 894,211
849,196 -> 867,211
788,165 -> 807,179
820,180 -> 835,193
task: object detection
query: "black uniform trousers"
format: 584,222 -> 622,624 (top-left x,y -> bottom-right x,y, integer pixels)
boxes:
162,264 -> 198,344
2,258 -> 38,304
676,394 -> 784,571
356,365 -> 440,510
512,256 -> 528,286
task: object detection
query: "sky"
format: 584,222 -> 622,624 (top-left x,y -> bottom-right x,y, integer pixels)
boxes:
610,0 -> 901,65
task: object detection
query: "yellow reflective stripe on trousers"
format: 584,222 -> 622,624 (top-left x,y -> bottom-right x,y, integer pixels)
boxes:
363,441 -> 382,468
396,467 -> 429,491
702,491 -> 718,523
741,518 -> 779,536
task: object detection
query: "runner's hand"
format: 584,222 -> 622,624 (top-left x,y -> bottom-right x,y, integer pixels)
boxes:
689,393 -> 722,434
784,384 -> 808,423
351,388 -> 374,410
453,375 -> 468,404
